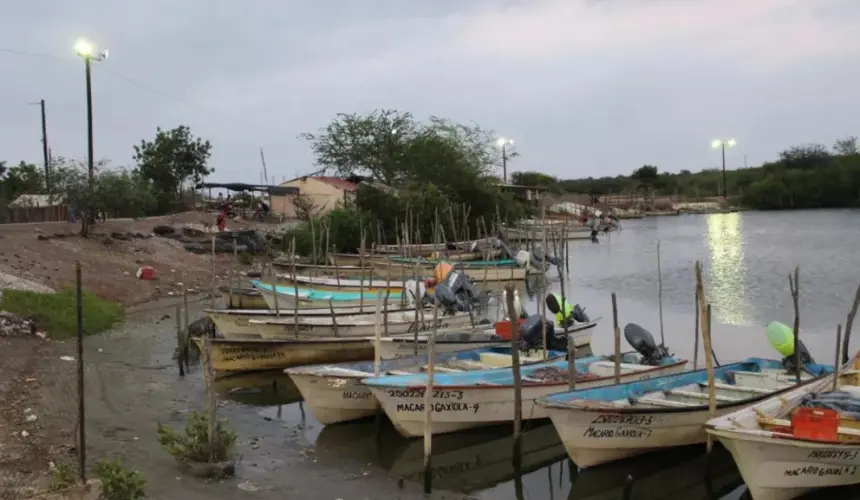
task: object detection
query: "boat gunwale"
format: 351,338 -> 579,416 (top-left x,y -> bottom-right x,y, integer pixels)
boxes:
361,358 -> 690,391
209,337 -> 372,345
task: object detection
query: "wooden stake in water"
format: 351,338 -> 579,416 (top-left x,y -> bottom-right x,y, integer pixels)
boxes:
422,298 -> 439,494
272,263 -> 281,317
175,304 -> 185,376
74,261 -> 87,482
210,236 -> 216,308
788,266 -> 801,385
374,289 -> 383,377
695,261 -> 716,453
834,324 -> 843,392
504,284 -> 523,456
359,232 -> 366,313
291,238 -> 298,334
182,271 -> 190,341
612,292 -> 621,384
656,240 -> 665,347
540,220 -> 548,360
693,287 -> 700,370
329,299 -> 339,337
841,284 -> 860,364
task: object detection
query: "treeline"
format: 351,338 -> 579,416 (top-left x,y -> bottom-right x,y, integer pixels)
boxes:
285,109 -> 528,256
0,125 -> 213,233
511,137 -> 860,209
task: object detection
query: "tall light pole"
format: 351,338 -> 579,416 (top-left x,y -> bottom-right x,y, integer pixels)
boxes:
74,38 -> 108,187
711,138 -> 736,199
27,100 -> 50,194
497,137 -> 514,183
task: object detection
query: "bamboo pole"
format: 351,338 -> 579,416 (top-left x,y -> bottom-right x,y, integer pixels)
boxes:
656,240 -> 665,346
291,238 -> 298,335
558,228 -> 574,390
841,284 -> 860,364
359,231 -> 366,313
182,271 -> 190,342
175,304 -> 185,376
695,261 -> 716,453
694,287 -> 700,370
374,289 -> 383,377
540,220 -> 548,360
504,284 -> 523,457
833,324 -> 843,392
210,236 -> 216,308
310,217 -> 317,265
422,296 -> 439,494
329,299 -> 339,337
788,266 -> 801,385
612,292 -> 620,384
229,239 -> 237,307
272,263 -> 280,317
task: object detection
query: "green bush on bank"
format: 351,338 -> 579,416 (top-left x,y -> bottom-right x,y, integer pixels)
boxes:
0,288 -> 124,339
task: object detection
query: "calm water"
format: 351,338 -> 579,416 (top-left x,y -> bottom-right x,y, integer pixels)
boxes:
216,209 -> 860,499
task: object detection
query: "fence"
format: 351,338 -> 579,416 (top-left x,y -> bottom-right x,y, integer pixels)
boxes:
0,204 -> 68,224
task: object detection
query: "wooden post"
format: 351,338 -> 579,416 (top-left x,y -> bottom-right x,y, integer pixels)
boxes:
374,289 -> 383,377
656,240 -> 665,346
693,287 -> 700,370
311,218 -> 318,264
210,236 -> 216,308
384,267 -> 391,340
841,285 -> 860,364
229,239 -> 237,307
834,324 -> 843,392
422,297 -> 439,494
612,292 -> 620,384
504,284 -> 523,457
175,304 -> 185,376
540,220 -> 548,360
695,261 -> 716,453
788,266 -> 801,385
359,232 -> 366,313
329,299 -> 339,337
272,263 -> 281,317
557,234 -> 574,390
291,238 -> 298,335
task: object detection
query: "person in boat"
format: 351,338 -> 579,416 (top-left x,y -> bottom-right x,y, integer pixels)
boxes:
545,293 -> 576,328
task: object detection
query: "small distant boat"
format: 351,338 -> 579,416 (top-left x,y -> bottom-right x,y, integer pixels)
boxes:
206,304 -> 415,338
195,336 -> 374,376
504,227 -> 594,241
249,310 -> 478,339
372,260 -> 529,281
363,352 -> 689,438
252,280 -> 412,310
373,238 -> 494,255
538,358 -> 832,469
707,352 -> 860,500
287,346 -> 567,425
376,318 -> 598,359
276,274 -> 420,293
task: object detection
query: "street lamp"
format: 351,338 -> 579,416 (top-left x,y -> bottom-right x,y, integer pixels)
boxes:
711,138 -> 736,199
74,38 -> 108,186
497,137 -> 514,183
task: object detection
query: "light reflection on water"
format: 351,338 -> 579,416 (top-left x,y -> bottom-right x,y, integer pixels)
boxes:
706,213 -> 752,326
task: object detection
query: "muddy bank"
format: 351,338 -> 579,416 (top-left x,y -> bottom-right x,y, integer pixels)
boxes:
72,298 -> 471,499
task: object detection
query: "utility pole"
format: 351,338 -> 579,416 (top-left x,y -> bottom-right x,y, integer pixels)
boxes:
497,137 -> 515,183
28,100 -> 51,194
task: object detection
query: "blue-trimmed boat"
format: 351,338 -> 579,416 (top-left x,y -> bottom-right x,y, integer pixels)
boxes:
537,358 -> 833,468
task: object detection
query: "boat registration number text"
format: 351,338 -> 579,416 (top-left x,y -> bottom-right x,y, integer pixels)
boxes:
395,402 -> 480,413
784,465 -> 858,477
808,450 -> 859,460
582,426 -> 652,439
387,389 -> 464,400
591,414 -> 653,426
341,391 -> 372,400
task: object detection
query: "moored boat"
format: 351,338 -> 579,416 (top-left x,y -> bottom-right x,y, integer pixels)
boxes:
252,280 -> 415,310
706,352 -> 860,500
194,336 -> 374,376
372,260 -> 529,281
362,344 -> 689,437
219,286 -> 269,310
287,346 -> 566,425
275,274 -> 422,293
538,357 -> 832,468
248,310 -> 478,339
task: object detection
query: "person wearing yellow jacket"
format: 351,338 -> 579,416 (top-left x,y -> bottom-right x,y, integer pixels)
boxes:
545,294 -> 574,328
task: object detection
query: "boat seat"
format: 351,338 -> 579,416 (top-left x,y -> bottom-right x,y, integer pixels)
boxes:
324,367 -> 374,377
634,397 -> 697,408
698,382 -> 772,395
386,370 -> 412,376
421,365 -> 463,373
665,389 -> 739,403
446,360 -> 493,371
478,352 -> 516,367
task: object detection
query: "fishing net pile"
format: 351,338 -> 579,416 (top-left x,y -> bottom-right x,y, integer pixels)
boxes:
528,366 -> 602,383
798,386 -> 860,419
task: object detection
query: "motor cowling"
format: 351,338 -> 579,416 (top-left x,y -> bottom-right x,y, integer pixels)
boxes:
431,268 -> 479,314
518,314 -> 565,350
782,339 -> 816,373
403,279 -> 427,307
624,323 -> 671,365
572,304 -> 589,323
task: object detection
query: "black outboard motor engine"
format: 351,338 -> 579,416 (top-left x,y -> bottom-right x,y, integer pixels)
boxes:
545,295 -> 589,328
624,323 -> 672,366
531,248 -> 562,269
782,339 -> 816,373
518,314 -> 566,351
433,283 -> 465,315
571,304 -> 589,324
432,268 -> 480,314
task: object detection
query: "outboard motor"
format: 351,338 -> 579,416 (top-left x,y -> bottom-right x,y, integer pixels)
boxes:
433,282 -> 466,314
531,248 -> 562,269
403,279 -> 427,308
546,294 -> 589,328
431,267 -> 481,314
515,250 -> 531,268
783,340 -> 816,373
766,321 -> 816,373
624,323 -> 672,366
518,314 -> 566,350
571,304 -> 589,323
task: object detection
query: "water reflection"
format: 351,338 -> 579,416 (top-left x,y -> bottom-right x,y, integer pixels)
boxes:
706,213 -> 751,326
213,370 -> 302,407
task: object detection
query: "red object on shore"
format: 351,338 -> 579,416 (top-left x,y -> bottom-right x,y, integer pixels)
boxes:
792,407 -> 839,441
136,266 -> 155,280
494,318 -> 525,340
216,211 -> 227,232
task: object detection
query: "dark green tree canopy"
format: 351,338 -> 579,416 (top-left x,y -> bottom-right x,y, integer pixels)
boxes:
133,125 -> 212,210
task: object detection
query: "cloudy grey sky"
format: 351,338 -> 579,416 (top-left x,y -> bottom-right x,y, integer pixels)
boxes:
2,0 -> 859,183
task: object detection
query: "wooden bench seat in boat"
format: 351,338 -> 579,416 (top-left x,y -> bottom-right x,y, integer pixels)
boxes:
698,381 -> 772,395
633,397 -> 698,408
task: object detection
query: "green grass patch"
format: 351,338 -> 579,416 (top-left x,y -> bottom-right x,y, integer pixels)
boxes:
0,288 -> 125,339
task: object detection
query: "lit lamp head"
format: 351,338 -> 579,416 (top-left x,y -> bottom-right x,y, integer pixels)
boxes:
711,139 -> 737,149
497,137 -> 513,147
74,38 -> 108,61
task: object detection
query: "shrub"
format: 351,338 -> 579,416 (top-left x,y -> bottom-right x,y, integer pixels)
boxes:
92,459 -> 146,500
0,288 -> 124,339
157,410 -> 237,464
48,461 -> 76,492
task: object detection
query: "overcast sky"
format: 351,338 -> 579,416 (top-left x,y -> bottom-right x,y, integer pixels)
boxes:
2,0 -> 858,184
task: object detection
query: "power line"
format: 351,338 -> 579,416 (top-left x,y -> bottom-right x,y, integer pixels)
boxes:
0,46 -> 271,131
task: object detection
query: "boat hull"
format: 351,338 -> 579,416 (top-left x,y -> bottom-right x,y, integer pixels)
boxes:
367,361 -> 689,438
377,328 -> 592,359
198,337 -> 373,375
251,313 -> 477,339
372,261 -> 528,281
258,285 -> 409,310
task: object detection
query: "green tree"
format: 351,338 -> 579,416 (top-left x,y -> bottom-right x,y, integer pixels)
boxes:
0,161 -> 44,202
631,165 -> 659,184
510,171 -> 557,186
133,125 -> 213,213
834,136 -> 859,156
